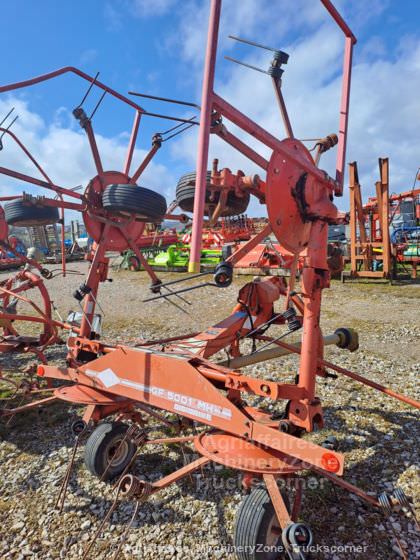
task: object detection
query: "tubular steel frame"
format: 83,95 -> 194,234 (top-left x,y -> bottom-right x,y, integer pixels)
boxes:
0,66 -> 190,342
188,0 -> 356,273
0,3 -> 418,558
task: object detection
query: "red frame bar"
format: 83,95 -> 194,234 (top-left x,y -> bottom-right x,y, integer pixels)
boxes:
124,111 -> 142,176
0,166 -> 82,200
320,0 -> 356,41
0,66 -> 145,112
188,0 -> 222,272
213,93 -> 334,184
213,127 -> 269,170
189,0 -> 356,268
83,120 -> 104,177
334,36 -> 354,193
321,0 -> 356,194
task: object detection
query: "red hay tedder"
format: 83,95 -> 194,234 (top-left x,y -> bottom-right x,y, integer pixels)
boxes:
0,1 -> 419,558
0,205 -> 64,359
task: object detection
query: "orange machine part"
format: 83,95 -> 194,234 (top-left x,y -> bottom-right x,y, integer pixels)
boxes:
194,431 -> 301,474
265,139 -> 313,254
54,385 -> 123,405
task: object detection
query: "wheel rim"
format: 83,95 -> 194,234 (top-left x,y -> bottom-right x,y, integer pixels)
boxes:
265,514 -> 283,559
105,437 -> 130,469
267,515 -> 282,545
129,257 -> 139,271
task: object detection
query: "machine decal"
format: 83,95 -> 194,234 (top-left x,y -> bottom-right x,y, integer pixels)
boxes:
85,368 -> 232,420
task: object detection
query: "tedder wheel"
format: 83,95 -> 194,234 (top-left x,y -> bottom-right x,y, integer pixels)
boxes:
234,487 -> 299,560
4,199 -> 60,226
128,254 -> 141,271
102,184 -> 167,222
84,422 -> 137,481
176,171 -> 250,217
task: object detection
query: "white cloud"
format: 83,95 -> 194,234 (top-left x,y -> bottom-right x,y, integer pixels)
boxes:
3,1 -> 418,223
164,0 -> 327,75
104,2 -> 123,31
167,3 -> 420,211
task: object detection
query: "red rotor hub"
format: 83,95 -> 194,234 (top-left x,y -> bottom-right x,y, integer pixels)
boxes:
265,139 -> 314,254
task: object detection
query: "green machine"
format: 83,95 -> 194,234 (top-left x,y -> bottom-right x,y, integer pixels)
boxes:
149,244 -> 222,272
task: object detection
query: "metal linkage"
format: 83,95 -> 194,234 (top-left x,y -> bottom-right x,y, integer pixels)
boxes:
225,35 -> 292,138
159,116 -> 198,142
129,90 -> 201,110
250,307 -> 301,354
0,107 -> 19,150
55,420 -> 88,513
226,35 -> 289,76
143,262 -> 233,308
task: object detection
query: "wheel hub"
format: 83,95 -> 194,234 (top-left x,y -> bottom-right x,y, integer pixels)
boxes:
83,171 -> 146,252
107,439 -> 130,468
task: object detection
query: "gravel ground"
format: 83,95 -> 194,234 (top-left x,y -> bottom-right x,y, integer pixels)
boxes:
0,260 -> 419,560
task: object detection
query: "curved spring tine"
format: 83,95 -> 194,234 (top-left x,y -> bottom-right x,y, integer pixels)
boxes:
55,435 -> 81,513
387,521 -> 408,560
111,500 -> 140,560
5,392 -> 26,426
55,425 -> 89,513
0,375 -> 19,407
112,448 -> 141,491
82,485 -> 123,560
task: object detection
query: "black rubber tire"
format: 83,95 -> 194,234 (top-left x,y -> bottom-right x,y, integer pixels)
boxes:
84,422 -> 136,481
214,261 -> 233,287
234,487 -> 290,560
4,200 -> 60,227
176,171 -> 250,217
102,184 -> 167,222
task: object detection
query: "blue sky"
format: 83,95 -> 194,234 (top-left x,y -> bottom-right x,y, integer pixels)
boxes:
0,0 -> 419,215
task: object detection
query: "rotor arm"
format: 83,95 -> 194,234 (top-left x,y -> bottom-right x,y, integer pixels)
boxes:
0,127 -> 82,200
0,66 -> 145,112
129,133 -> 162,184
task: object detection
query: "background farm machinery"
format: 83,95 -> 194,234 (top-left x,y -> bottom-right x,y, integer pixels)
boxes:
0,202 -> 64,359
120,216 -> 344,277
346,158 -> 420,281
0,1 -> 419,559
0,201 -> 78,409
